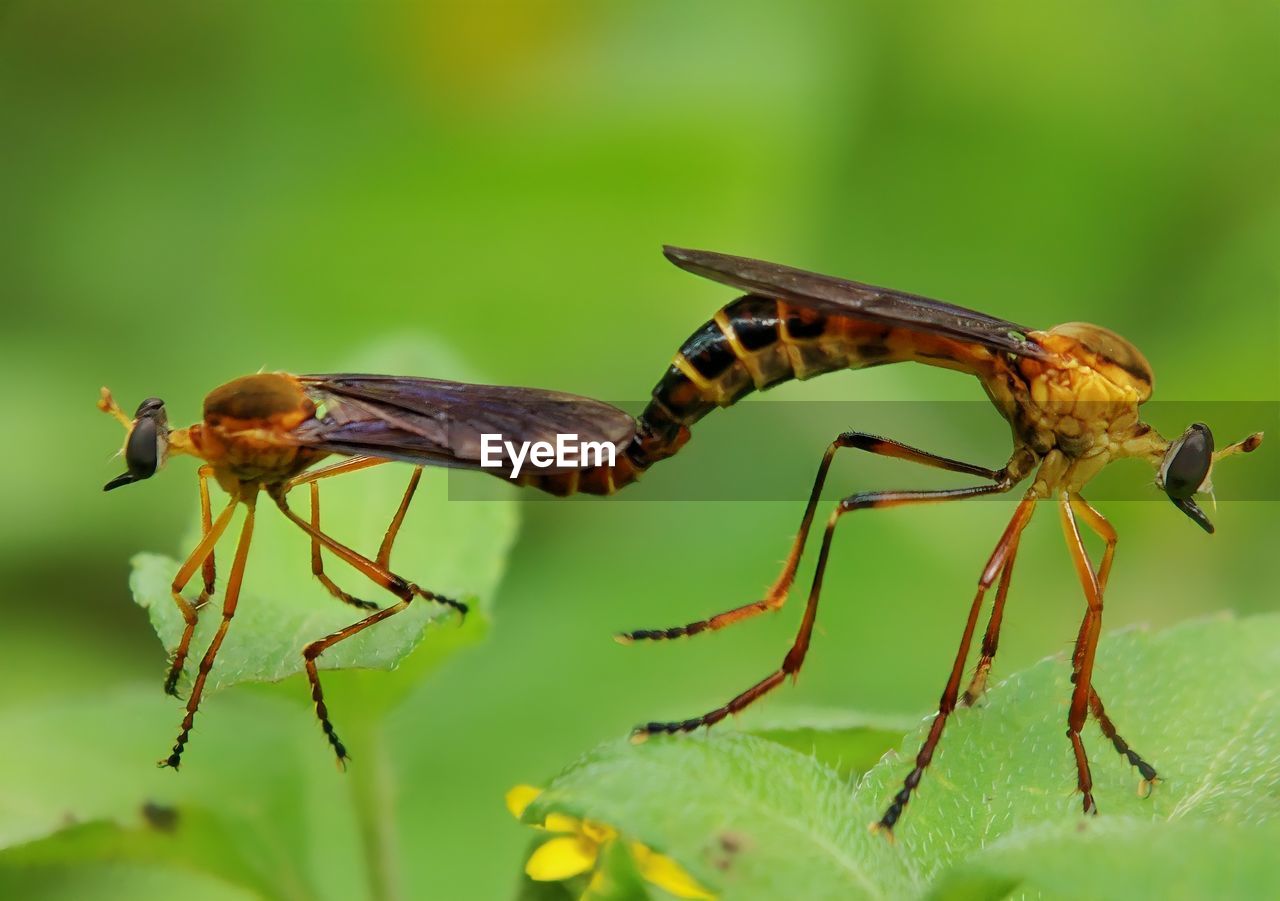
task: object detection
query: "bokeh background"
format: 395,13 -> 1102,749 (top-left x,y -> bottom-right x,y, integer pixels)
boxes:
2,2 -> 1278,899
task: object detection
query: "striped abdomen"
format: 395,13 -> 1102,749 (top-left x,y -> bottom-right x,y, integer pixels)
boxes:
520,294 -> 992,497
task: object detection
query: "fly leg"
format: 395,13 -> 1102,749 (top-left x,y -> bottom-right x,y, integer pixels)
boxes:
957,530 -> 1018,706
872,491 -> 1038,837
198,465 -> 218,610
631,453 -> 1024,751
1060,491 -> 1107,815
272,485 -> 463,766
164,467 -> 235,697
1069,495 -> 1158,797
285,458 -> 422,612
160,487 -> 257,769
374,467 -> 423,570
959,496 -> 1157,793
618,433 -> 1010,643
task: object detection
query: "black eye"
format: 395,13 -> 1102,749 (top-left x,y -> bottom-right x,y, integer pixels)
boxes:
124,415 -> 160,479
104,397 -> 167,491
1162,423 -> 1214,500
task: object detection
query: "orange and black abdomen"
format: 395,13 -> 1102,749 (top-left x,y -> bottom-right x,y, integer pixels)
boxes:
516,297 -> 787,497
523,294 -> 994,497
634,294 -> 914,462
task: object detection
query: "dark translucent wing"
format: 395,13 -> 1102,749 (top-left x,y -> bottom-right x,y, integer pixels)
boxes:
293,375 -> 635,473
663,246 -> 1053,361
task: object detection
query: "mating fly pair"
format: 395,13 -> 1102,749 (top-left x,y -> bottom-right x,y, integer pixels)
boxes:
102,247 -> 1262,837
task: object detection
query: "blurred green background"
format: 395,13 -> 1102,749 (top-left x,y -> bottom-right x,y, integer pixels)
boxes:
2,1 -> 1278,898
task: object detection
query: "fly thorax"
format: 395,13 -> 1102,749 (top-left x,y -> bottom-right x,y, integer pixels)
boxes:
1017,326 -> 1151,458
204,372 -> 316,425
197,373 -> 326,485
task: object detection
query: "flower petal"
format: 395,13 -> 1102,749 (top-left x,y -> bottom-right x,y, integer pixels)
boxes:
525,835 -> 599,881
505,784 -> 543,820
544,812 -> 585,833
630,842 -> 715,899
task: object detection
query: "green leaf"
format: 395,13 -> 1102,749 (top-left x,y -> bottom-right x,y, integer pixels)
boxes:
514,614 -> 1280,900
0,811 -> 271,900
0,862 -> 257,901
0,687 -> 352,900
526,734 -> 878,899
130,336 -> 519,699
743,706 -> 915,780
926,818 -> 1280,901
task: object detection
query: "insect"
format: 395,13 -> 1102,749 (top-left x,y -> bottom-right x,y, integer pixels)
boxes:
100,373 -> 636,768
612,246 -> 1264,835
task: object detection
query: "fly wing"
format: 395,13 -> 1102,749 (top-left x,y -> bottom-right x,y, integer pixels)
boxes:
293,375 -> 635,474
664,246 -> 1053,361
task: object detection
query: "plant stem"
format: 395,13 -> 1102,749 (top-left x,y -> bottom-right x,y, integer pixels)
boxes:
348,714 -> 403,901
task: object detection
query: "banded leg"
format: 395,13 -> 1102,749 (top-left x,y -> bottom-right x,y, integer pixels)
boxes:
958,530 -> 1019,706
161,488 -> 257,769
291,457 -> 394,612
272,487 -> 463,766
301,461 -> 424,608
632,463 -> 1021,743
618,433 -> 1006,643
1060,491 -> 1105,815
1069,495 -> 1158,795
961,495 -> 1157,792
310,482 -> 377,612
164,471 -> 237,697
874,492 -> 1037,835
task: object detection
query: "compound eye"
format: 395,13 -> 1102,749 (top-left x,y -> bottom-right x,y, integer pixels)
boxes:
104,398 -> 168,491
1161,423 -> 1214,500
124,415 -> 160,479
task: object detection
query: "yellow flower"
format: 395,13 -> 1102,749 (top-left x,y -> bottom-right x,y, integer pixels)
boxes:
506,784 -> 715,900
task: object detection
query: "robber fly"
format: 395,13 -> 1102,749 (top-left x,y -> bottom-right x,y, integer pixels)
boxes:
613,247 -> 1264,835
101,373 -> 636,768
